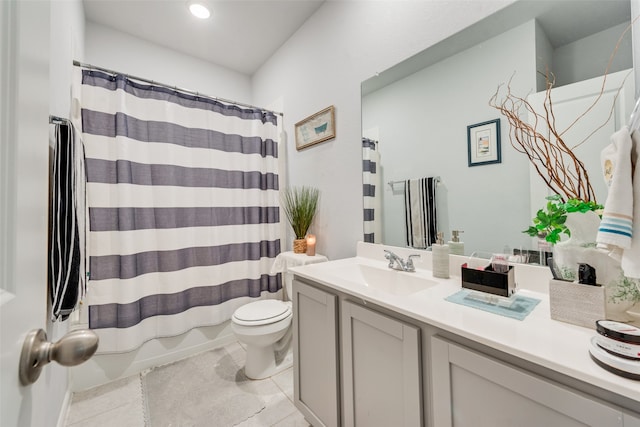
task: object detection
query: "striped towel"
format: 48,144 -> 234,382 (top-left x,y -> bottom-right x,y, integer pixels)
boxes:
49,122 -> 86,321
404,177 -> 437,249
597,126 -> 633,251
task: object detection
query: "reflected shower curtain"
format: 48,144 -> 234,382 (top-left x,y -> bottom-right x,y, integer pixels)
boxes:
362,138 -> 381,243
74,68 -> 281,353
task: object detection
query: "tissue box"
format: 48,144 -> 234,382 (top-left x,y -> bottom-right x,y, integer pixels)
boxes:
549,279 -> 605,329
461,263 -> 515,297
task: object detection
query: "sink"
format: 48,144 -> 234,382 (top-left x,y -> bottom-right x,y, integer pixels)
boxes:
330,263 -> 438,296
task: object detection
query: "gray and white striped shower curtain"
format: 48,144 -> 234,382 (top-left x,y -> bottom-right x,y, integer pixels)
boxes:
74,68 -> 281,353
362,138 -> 381,243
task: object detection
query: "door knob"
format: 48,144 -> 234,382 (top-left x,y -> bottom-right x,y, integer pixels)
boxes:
19,328 -> 99,385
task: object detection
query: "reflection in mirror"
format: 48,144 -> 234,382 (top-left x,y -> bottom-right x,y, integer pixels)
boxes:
361,0 -> 633,259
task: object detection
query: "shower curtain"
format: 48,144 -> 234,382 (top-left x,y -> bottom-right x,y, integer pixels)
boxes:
74,68 -> 281,353
362,138 -> 381,243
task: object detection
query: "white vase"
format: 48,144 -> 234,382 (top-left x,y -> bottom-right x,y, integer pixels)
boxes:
553,211 -> 634,321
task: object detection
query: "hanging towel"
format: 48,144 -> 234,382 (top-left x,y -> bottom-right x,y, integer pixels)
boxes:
622,129 -> 640,278
597,126 -> 634,250
404,177 -> 437,249
49,122 -> 86,321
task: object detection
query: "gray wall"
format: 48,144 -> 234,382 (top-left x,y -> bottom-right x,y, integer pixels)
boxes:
251,1 -> 514,260
553,22 -> 633,87
362,21 -> 537,254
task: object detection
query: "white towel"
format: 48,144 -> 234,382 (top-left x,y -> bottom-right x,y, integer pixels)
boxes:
596,126 -> 634,250
622,129 -> 640,278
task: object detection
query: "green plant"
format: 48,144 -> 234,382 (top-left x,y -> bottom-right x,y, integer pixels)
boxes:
281,186 -> 320,239
523,194 -> 602,244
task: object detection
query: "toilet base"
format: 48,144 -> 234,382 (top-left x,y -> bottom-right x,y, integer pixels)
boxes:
244,346 -> 293,380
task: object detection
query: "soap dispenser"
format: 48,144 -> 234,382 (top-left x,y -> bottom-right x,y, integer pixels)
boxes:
432,231 -> 450,279
448,230 -> 464,256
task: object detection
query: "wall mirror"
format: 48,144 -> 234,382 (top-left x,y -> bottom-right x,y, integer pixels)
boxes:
361,0 -> 634,259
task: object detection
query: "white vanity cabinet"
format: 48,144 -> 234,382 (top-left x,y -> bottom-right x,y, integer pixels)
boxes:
341,300 -> 422,427
292,270 -> 640,427
292,278 -> 423,427
431,336 -> 629,427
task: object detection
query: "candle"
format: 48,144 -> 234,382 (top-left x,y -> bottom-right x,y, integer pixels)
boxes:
306,234 -> 316,256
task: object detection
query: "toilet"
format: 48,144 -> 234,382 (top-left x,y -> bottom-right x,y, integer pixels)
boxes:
231,276 -> 294,379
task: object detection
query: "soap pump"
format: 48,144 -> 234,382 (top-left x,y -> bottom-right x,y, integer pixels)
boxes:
448,230 -> 464,256
432,231 -> 450,279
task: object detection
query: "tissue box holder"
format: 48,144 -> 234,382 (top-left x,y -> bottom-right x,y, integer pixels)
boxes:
549,279 -> 605,329
461,263 -> 515,297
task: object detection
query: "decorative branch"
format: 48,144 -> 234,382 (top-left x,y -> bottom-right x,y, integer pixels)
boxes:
489,20 -> 635,204
489,74 -> 595,202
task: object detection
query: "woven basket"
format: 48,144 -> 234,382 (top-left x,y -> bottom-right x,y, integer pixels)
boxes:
549,279 -> 605,329
293,239 -> 307,254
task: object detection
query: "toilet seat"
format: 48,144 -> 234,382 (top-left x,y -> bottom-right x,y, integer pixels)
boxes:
232,300 -> 292,326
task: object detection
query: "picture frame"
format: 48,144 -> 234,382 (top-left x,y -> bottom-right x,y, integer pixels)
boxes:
295,106 -> 336,151
467,118 -> 501,167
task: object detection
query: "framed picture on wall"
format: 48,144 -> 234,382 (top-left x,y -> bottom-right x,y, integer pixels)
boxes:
295,106 -> 336,150
467,118 -> 501,167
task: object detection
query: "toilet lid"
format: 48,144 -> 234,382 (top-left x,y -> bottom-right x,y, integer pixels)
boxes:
233,300 -> 292,326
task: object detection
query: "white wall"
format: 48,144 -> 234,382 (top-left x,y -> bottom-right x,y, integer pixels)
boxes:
84,22 -> 251,103
362,21 -> 537,255
251,1 -> 515,261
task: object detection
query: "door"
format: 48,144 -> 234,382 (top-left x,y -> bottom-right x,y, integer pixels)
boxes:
527,69 -> 635,216
1,1 -> 52,426
341,300 -> 422,427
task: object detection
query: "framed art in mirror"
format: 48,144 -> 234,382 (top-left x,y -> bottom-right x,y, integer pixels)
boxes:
467,118 -> 501,167
295,105 -> 336,150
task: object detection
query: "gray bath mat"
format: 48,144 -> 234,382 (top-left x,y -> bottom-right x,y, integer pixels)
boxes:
142,347 -> 266,426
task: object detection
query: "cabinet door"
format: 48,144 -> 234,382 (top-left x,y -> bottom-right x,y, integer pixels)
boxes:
341,300 -> 422,427
293,279 -> 340,427
431,336 -> 624,427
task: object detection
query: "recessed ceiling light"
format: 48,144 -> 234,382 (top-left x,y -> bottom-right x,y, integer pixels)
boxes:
188,1 -> 211,19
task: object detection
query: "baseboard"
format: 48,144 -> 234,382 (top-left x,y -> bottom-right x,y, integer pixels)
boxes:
56,388 -> 73,427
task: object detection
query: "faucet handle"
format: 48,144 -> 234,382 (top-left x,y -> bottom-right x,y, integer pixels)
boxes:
384,250 -> 398,269
406,254 -> 421,270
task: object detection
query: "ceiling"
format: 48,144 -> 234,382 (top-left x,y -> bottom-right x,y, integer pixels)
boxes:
83,0 -> 325,75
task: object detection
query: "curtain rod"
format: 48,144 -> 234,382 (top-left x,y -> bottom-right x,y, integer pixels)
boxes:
72,60 -> 283,117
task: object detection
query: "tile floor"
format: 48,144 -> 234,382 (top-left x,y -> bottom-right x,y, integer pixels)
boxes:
64,342 -> 310,427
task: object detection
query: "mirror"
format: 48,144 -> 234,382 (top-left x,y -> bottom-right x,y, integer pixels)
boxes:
361,0 -> 633,258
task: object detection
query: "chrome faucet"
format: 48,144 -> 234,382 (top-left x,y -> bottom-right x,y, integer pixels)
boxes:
384,250 -> 421,272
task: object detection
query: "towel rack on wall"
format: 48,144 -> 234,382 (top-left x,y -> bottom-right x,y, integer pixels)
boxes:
49,115 -> 70,125
388,176 -> 441,188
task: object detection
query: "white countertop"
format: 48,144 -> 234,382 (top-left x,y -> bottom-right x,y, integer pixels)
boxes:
290,242 -> 640,404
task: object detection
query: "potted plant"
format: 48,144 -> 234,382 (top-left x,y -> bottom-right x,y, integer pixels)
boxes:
282,186 -> 320,253
523,194 -> 603,245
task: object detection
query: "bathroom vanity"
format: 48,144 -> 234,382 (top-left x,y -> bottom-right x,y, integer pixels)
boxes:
290,243 -> 640,427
